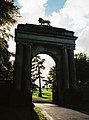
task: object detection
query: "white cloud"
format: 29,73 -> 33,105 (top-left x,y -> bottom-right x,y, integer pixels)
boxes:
47,0 -> 89,55
48,0 -> 89,31
9,0 -> 89,56
7,0 -> 89,79
75,27 -> 89,54
8,0 -> 48,53
61,0 -> 89,30
17,0 -> 89,34
17,0 -> 48,24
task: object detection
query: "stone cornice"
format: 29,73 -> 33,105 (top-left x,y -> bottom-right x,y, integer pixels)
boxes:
16,24 -> 77,39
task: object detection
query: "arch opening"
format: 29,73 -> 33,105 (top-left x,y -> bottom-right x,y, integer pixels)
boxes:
32,53 -> 57,103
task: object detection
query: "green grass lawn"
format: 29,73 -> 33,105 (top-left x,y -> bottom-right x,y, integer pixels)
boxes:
32,88 -> 52,101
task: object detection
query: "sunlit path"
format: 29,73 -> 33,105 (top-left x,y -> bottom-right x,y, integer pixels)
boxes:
35,103 -> 89,120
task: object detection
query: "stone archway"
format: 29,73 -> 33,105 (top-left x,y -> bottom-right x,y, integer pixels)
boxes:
14,24 -> 77,107
31,45 -> 60,104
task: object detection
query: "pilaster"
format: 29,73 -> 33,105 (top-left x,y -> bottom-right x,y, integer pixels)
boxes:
22,43 -> 32,90
68,48 -> 76,90
62,46 -> 70,90
14,42 -> 24,89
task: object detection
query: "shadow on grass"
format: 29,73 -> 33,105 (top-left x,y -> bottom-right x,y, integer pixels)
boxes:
32,109 -> 40,120
33,98 -> 52,103
42,96 -> 48,99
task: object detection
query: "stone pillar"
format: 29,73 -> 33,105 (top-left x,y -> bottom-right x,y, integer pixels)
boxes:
13,43 -> 32,118
55,60 -> 63,105
21,44 -> 32,116
62,47 -> 70,90
22,44 -> 32,90
14,42 -> 24,89
68,48 -> 76,90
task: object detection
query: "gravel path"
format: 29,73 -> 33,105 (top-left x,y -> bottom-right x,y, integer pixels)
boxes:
35,103 -> 89,120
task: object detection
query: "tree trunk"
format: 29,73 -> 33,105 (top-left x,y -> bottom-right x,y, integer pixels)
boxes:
38,70 -> 42,97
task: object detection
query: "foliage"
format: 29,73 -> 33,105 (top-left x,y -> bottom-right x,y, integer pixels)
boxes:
0,0 -> 20,80
31,55 -> 45,97
75,53 -> 89,85
31,56 -> 45,82
47,65 -> 56,87
47,53 -> 89,86
0,0 -> 20,41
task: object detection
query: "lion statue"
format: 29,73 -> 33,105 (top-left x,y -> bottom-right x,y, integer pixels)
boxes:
38,18 -> 50,26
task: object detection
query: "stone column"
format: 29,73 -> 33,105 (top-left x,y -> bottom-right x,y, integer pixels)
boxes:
68,48 -> 76,90
20,43 -> 32,114
22,44 -> 32,90
62,47 -> 70,90
14,42 -> 32,117
55,60 -> 63,105
14,42 -> 24,89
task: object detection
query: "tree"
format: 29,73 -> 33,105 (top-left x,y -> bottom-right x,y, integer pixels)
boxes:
47,65 -> 56,88
75,53 -> 89,85
0,0 -> 19,80
0,0 -> 19,41
31,55 -> 45,97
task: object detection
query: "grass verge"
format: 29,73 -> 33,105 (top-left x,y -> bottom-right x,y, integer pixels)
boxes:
34,107 -> 47,120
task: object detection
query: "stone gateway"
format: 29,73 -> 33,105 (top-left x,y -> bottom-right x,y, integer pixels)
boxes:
14,23 -> 77,112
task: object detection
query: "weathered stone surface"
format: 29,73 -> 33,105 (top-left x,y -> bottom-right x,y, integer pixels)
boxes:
14,23 -> 77,106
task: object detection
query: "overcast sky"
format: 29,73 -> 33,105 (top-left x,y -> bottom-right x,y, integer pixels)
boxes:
8,0 -> 89,80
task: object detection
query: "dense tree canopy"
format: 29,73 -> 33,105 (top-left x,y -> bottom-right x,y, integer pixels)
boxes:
0,0 -> 19,40
0,0 -> 19,80
47,53 -> 89,87
75,53 -> 89,85
47,65 -> 56,88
